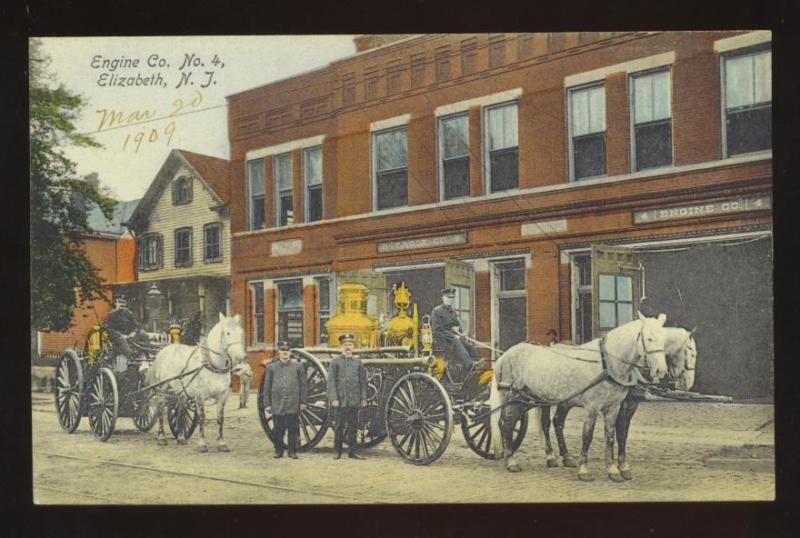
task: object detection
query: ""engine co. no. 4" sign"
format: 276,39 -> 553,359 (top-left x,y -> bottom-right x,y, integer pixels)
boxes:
633,195 -> 771,224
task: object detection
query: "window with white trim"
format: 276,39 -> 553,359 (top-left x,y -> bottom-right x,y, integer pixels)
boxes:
723,46 -> 771,156
304,146 -> 323,222
274,152 -> 293,227
246,159 -> 265,230
485,102 -> 519,193
172,176 -> 192,205
598,274 -> 633,329
373,126 -> 408,211
439,113 -> 470,200
569,83 -> 606,180
631,69 -> 672,171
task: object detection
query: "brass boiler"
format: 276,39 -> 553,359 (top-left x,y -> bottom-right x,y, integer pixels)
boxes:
325,283 -> 380,348
85,324 -> 111,366
385,281 -> 418,353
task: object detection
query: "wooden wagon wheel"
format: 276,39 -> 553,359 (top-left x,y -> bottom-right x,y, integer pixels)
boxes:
167,396 -> 199,440
54,351 -> 84,433
87,367 -> 119,442
460,401 -> 528,459
131,375 -> 158,432
258,351 -> 329,452
385,372 -> 453,465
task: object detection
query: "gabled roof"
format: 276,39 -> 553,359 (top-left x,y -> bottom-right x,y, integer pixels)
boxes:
87,199 -> 140,235
127,149 -> 230,232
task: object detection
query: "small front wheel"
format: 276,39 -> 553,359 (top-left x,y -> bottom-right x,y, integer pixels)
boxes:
385,372 -> 453,465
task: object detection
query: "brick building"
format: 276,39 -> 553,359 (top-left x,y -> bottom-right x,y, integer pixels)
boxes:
36,198 -> 139,356
227,32 -> 772,399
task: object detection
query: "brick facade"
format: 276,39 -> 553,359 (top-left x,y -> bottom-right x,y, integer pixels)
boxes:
227,32 -> 773,397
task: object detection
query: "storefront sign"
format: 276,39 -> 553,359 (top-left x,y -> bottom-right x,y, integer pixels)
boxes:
377,232 -> 467,253
634,195 -> 771,224
521,219 -> 568,236
270,239 -> 303,257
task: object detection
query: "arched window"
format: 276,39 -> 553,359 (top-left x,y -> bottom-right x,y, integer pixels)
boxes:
172,176 -> 193,205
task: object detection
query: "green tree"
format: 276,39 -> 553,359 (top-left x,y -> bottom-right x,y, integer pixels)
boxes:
30,38 -> 117,332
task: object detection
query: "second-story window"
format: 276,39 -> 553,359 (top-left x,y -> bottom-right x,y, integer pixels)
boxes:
203,222 -> 222,263
631,69 -> 672,171
172,176 -> 192,205
485,102 -> 519,193
174,228 -> 192,267
373,127 -> 408,211
723,46 -> 771,156
246,159 -> 265,230
304,146 -> 323,222
137,233 -> 162,271
439,113 -> 470,200
274,152 -> 293,227
569,83 -> 606,180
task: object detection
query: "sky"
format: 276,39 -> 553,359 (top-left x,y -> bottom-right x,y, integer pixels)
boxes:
39,36 -> 356,201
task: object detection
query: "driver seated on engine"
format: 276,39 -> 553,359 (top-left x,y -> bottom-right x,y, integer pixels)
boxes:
430,287 -> 480,380
105,295 -> 142,369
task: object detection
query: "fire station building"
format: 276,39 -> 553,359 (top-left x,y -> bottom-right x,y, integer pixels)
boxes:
227,32 -> 773,400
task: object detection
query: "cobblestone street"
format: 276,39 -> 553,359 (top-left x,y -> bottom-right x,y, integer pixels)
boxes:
32,391 -> 774,504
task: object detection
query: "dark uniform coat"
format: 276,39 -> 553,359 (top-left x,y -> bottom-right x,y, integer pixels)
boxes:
105,307 -> 139,334
263,359 -> 308,415
430,304 -> 463,351
327,354 -> 367,407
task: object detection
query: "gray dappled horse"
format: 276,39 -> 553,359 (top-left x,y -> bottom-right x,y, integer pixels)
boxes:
489,313 -> 669,481
147,313 -> 247,452
536,327 -> 697,480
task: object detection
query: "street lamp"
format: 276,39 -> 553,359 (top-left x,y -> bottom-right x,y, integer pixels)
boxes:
146,283 -> 163,332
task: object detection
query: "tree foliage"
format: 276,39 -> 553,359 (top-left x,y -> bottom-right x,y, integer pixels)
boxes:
30,38 -> 118,332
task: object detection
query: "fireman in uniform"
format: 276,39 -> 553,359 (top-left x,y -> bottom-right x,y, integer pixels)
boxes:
262,341 -> 307,459
328,333 -> 368,460
105,295 -> 140,364
430,287 -> 480,378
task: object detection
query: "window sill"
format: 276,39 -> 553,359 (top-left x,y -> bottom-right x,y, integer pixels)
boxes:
175,263 -> 194,269
204,258 -> 224,264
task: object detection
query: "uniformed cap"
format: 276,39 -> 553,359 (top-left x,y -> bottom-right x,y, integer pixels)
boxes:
114,295 -> 127,305
441,287 -> 456,297
276,341 -> 291,351
338,333 -> 356,344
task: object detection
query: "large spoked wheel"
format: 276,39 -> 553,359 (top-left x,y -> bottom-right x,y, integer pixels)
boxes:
54,351 -> 84,433
87,367 -> 119,442
258,351 -> 330,452
354,403 -> 387,449
461,402 -> 528,459
385,372 -> 453,465
168,396 -> 199,440
132,376 -> 158,432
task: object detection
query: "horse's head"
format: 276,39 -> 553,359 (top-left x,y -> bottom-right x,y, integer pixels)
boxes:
637,311 -> 669,382
671,332 -> 697,391
217,313 -> 247,366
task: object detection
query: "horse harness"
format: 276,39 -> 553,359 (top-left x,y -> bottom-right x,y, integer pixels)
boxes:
492,326 -> 665,417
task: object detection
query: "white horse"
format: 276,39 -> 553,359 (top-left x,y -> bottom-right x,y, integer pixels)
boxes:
536,327 -> 697,479
147,313 -> 247,452
489,313 -> 669,481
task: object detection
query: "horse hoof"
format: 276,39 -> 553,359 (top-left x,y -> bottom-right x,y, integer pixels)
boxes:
562,456 -> 578,468
157,438 -> 168,446
507,465 -> 522,473
217,444 -> 230,452
620,469 -> 634,481
546,458 -> 559,468
608,472 -> 625,483
177,438 -> 187,446
197,444 -> 208,453
577,472 -> 594,482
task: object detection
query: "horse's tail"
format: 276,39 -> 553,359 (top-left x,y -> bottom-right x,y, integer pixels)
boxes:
489,355 -> 506,457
